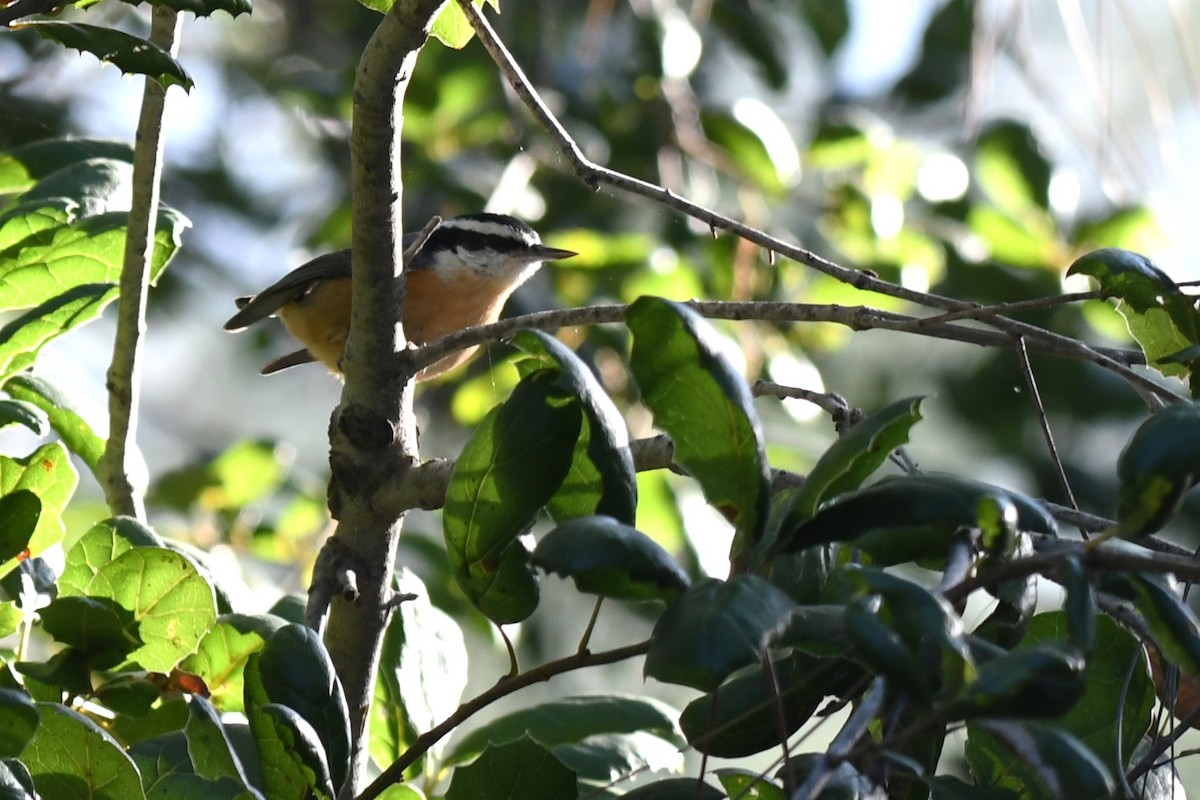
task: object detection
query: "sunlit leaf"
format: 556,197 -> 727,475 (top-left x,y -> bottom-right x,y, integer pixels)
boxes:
5,373 -> 105,471
22,704 -> 145,800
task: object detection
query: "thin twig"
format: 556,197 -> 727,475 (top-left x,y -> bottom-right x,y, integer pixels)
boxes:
1015,337 -> 1080,515
98,7 -> 181,520
358,640 -> 651,800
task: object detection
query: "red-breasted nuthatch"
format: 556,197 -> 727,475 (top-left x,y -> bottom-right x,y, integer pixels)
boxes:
224,213 -> 576,380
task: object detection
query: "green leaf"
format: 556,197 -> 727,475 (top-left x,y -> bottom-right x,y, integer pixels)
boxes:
0,442 -> 77,574
39,595 -> 140,669
975,120 -> 1052,215
247,701 -> 334,800
512,329 -> 637,525
893,0 -> 971,103
0,399 -> 47,436
5,374 -> 106,472
60,515 -> 163,596
22,703 -> 145,800
0,208 -> 187,314
627,297 -> 770,561
948,641 -> 1085,720
0,688 -> 38,758
794,395 -> 925,518
783,473 -> 1055,564
0,199 -> 76,252
965,721 -> 1114,800
256,624 -> 350,794
1067,248 -> 1176,306
15,158 -> 131,217
1021,613 -> 1152,768
0,490 -> 40,563
445,694 -> 682,766
644,576 -> 795,691
710,1 -> 786,89
1116,402 -> 1200,535
25,22 -> 194,90
371,569 -> 467,776
0,138 -> 134,192
80,547 -> 218,672
444,737 -> 578,800
621,777 -> 725,799
443,369 -> 581,624
532,516 -> 690,602
429,0 -> 484,48
1099,564 -> 1200,675
181,613 -> 284,714
680,650 -> 856,758
714,768 -> 786,800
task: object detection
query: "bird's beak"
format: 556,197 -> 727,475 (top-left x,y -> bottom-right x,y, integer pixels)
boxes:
535,245 -> 577,262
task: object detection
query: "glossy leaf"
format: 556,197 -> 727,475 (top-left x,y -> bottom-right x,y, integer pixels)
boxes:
248,701 -> 334,800
784,473 -> 1055,563
256,624 -> 351,793
25,22 -> 194,90
0,688 -> 37,758
446,694 -> 681,767
1099,565 -> 1200,674
22,704 -> 145,800
445,737 -> 577,800
0,137 -> 133,193
0,490 -> 39,563
627,296 -> 770,561
16,158 -> 131,218
794,395 -> 925,518
39,595 -> 139,669
965,721 -> 1114,800
1116,402 -> 1200,535
679,650 -> 856,757
949,642 -> 1085,720
622,777 -> 725,799
512,329 -> 637,525
532,515 -> 690,602
118,0 -> 251,16
443,370 -> 580,623
4,373 -> 106,472
0,399 -> 46,435
185,696 -> 258,790
644,576 -> 795,691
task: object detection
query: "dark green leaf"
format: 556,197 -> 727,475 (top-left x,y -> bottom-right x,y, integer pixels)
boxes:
443,370 -> 581,623
118,0 -> 251,16
680,650 -> 856,757
0,400 -> 46,436
844,599 -> 933,701
22,704 -> 145,800
710,1 -> 786,89
4,374 -> 106,472
445,694 -> 682,766
1100,564 -> 1200,674
794,396 -> 925,518
1022,613 -> 1151,768
39,595 -> 139,669
1067,248 -> 1176,306
256,624 -> 350,794
1116,402 -> 1200,535
16,648 -> 93,695
627,297 -> 770,562
0,443 -> 76,571
15,158 -> 131,218
621,777 -> 724,799
532,515 -> 690,602
445,737 -> 577,800
185,698 -> 260,794
0,138 -> 133,191
512,329 -> 637,524
644,576 -> 795,691
784,473 -> 1055,564
0,490 -> 40,563
25,23 -> 194,90
949,642 -> 1085,720
965,721 -> 1114,800
798,0 -> 850,56
0,689 -> 37,758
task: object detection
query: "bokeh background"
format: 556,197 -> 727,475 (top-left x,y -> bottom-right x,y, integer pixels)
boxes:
4,0 -> 1200,786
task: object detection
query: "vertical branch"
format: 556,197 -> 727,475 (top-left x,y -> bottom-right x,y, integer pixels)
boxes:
316,0 -> 447,794
98,7 -> 182,520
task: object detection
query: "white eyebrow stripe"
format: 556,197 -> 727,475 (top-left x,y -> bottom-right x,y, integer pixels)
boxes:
440,217 -> 541,245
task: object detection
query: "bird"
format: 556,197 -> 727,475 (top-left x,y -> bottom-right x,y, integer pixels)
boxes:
224,213 -> 576,381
